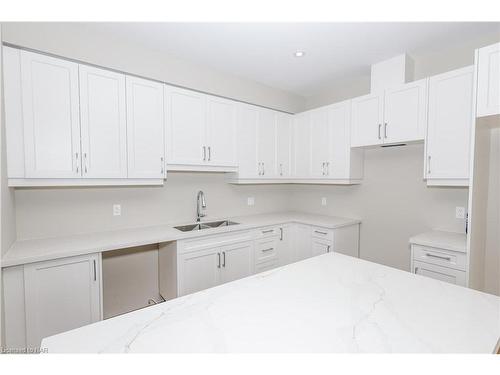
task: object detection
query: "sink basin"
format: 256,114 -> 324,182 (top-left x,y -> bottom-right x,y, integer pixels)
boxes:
173,220 -> 239,232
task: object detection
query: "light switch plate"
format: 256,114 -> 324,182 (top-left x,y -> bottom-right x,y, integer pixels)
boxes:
455,206 -> 465,219
321,197 -> 327,206
113,204 -> 121,216
247,197 -> 255,206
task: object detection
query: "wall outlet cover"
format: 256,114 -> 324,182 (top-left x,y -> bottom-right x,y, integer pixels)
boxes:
321,197 -> 327,206
113,204 -> 122,216
247,197 -> 255,206
455,206 -> 465,219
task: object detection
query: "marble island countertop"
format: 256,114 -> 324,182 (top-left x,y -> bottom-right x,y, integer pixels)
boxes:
41,253 -> 500,353
1,212 -> 360,267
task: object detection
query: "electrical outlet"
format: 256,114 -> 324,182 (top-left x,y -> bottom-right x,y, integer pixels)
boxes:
321,197 -> 327,206
113,204 -> 121,216
247,197 -> 255,206
455,206 -> 465,219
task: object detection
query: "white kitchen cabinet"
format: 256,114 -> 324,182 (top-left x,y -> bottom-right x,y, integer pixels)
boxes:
295,224 -> 312,261
23,254 -> 101,347
350,93 -> 384,147
235,104 -> 259,178
310,107 -> 330,177
20,50 -> 81,178
311,238 -> 333,257
177,248 -> 220,296
476,42 -> 500,117
425,66 -> 474,186
276,113 -> 292,177
206,96 -> 237,167
293,112 -> 312,178
219,242 -> 254,284
412,260 -> 466,286
79,65 -> 127,178
126,76 -> 165,179
257,109 -> 277,177
277,225 -> 294,266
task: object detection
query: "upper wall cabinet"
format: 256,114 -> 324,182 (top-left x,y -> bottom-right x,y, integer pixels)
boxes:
276,112 -> 292,178
234,103 -> 259,179
425,66 -> 474,186
476,42 -> 500,117
165,85 -> 237,171
351,79 -> 428,147
292,111 -> 312,179
256,108 -> 277,178
126,76 -> 165,179
79,65 -> 127,178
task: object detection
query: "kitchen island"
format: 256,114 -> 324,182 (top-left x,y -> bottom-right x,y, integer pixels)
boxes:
41,253 -> 500,353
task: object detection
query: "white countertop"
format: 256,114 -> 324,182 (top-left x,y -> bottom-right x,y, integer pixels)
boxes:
409,230 -> 467,253
1,212 -> 360,268
41,253 -> 500,353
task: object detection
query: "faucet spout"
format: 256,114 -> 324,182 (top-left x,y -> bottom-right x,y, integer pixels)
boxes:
196,190 -> 206,222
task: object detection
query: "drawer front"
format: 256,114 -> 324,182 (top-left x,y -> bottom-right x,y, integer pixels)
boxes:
255,258 -> 279,274
412,245 -> 466,271
255,237 -> 278,263
311,226 -> 333,240
256,226 -> 280,238
413,260 -> 466,286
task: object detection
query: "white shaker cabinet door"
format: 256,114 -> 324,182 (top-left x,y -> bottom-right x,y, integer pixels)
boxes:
20,50 -> 81,178
276,113 -> 292,178
327,100 -> 351,179
79,65 -> 127,178
295,224 -> 312,261
311,238 -> 332,257
177,248 -> 220,297
236,104 -> 259,178
293,113 -> 311,178
476,42 -> 500,117
383,79 -> 428,143
219,241 -> 254,284
206,96 -> 237,167
426,66 -> 474,183
165,85 -> 207,166
24,254 -> 101,348
310,107 -> 330,177
350,93 -> 384,147
257,109 -> 277,177
126,76 -> 165,178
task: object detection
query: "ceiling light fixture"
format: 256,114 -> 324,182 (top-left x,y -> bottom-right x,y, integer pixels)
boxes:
294,51 -> 305,58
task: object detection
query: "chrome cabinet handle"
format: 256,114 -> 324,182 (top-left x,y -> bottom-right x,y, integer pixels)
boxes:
326,245 -> 331,253
84,153 -> 88,174
415,267 -> 419,274
93,259 -> 97,281
378,124 -> 382,140
258,162 -> 262,175
262,229 -> 274,234
426,253 -> 451,261
160,156 -> 164,174
222,251 -> 226,267
322,162 -> 325,176
203,146 -> 206,161
208,146 -> 211,161
280,227 -> 283,241
384,122 -> 388,139
326,162 -> 330,176
314,230 -> 328,235
262,162 -> 265,175
217,252 -> 221,268
262,248 -> 274,252
427,155 -> 431,174
75,152 -> 79,174
280,163 -> 283,176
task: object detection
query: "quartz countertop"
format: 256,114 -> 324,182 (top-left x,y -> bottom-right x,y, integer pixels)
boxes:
1,212 -> 360,267
41,252 -> 500,353
409,230 -> 467,253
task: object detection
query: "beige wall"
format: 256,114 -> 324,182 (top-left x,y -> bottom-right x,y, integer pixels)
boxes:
1,22 -> 304,113
289,144 -> 469,271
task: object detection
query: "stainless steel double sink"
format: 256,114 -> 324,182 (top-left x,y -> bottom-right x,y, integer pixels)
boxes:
174,220 -> 239,232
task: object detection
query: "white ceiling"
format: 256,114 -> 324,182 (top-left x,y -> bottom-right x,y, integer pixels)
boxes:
88,22 -> 499,97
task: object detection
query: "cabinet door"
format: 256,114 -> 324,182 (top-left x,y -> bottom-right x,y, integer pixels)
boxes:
178,249 -> 220,296
165,86 -> 206,166
311,238 -> 332,257
350,93 -> 384,147
293,113 -> 311,178
426,67 -> 474,181
257,109 -> 277,177
383,79 -> 428,143
477,42 -> 500,117
24,254 -> 101,347
126,76 -> 165,178
310,108 -> 330,177
276,113 -> 292,177
327,100 -> 351,179
277,225 -> 294,266
206,96 -> 237,167
20,51 -> 81,178
220,241 -> 253,284
79,66 -> 127,178
413,260 -> 466,286
295,224 -> 312,260
236,104 -> 259,178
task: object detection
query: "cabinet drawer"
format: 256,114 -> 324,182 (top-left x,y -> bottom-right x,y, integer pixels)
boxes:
413,260 -> 466,286
256,226 -> 280,238
311,226 -> 333,240
255,238 -> 278,263
412,245 -> 466,271
255,258 -> 279,274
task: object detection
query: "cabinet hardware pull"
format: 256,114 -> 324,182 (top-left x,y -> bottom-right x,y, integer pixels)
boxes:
384,122 -> 388,139
222,251 -> 226,267
208,146 -> 211,161
75,152 -> 79,174
262,162 -> 265,175
326,162 -> 330,176
262,248 -> 274,252
415,267 -> 419,274
378,124 -> 382,140
161,156 -> 164,174
84,153 -> 88,174
93,259 -> 97,281
425,253 -> 451,261
280,227 -> 283,241
280,163 -> 283,176
203,146 -> 206,161
262,229 -> 274,234
217,252 -> 221,268
327,245 -> 331,253
314,230 -> 328,235
427,155 -> 431,175
322,162 -> 325,176
258,162 -> 261,175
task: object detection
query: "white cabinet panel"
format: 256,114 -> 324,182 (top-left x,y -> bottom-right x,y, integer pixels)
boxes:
413,260 -> 466,286
20,50 -> 81,178
276,113 -> 292,177
220,242 -> 254,284
257,109 -> 277,177
24,254 -> 101,347
126,76 -> 165,178
277,225 -> 294,266
351,93 -> 384,147
165,86 -> 206,166
178,248 -> 220,296
310,108 -> 330,177
79,65 -> 127,178
295,224 -> 312,261
293,113 -> 311,178
236,104 -> 259,178
476,42 -> 500,117
206,96 -> 237,167
383,79 -> 427,143
426,66 -> 474,184
327,100 -> 352,179
311,238 -> 332,257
